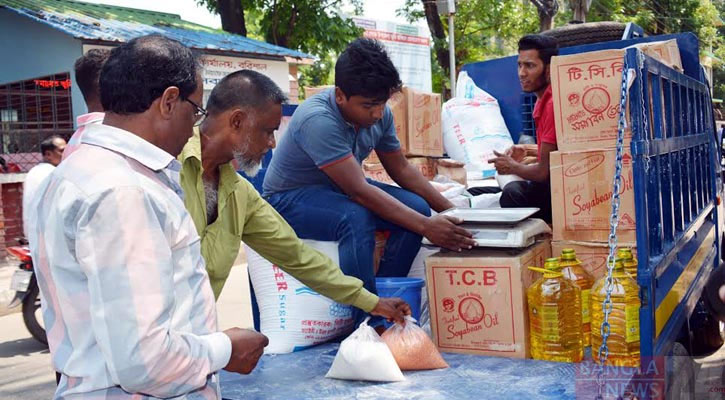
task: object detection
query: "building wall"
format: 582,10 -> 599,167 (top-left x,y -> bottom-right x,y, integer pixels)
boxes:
288,64 -> 299,104
0,9 -> 86,122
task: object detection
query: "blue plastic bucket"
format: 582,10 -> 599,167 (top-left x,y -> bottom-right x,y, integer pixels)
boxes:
375,277 -> 425,325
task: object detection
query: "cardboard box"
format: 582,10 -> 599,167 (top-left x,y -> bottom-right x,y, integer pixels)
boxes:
551,241 -> 637,281
551,40 -> 682,151
550,150 -> 636,243
405,87 -> 443,157
362,157 -> 437,184
436,158 -> 467,187
426,239 -> 551,358
388,91 -> 408,154
362,162 -> 394,185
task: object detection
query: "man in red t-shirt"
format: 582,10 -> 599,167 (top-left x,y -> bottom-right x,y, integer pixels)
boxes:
486,34 -> 559,223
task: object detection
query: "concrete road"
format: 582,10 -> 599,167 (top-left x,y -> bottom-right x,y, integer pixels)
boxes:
0,257 -> 253,400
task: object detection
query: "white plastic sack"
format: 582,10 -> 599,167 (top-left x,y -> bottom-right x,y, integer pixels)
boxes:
470,192 -> 502,209
247,241 -> 354,354
326,317 -> 405,382
430,175 -> 466,199
442,71 -> 514,179
495,171 -> 525,189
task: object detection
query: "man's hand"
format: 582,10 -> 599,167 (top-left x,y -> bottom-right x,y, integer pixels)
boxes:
370,297 -> 412,325
423,215 -> 475,251
223,328 -> 269,374
505,145 -> 526,162
489,150 -> 519,175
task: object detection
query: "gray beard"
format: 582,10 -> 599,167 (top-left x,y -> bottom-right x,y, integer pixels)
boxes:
234,150 -> 262,177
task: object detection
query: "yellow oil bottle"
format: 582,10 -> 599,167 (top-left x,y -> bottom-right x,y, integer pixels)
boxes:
591,258 -> 640,367
618,248 -> 638,279
527,258 -> 583,363
559,248 -> 595,348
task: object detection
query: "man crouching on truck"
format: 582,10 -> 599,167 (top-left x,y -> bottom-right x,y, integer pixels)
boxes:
262,38 -> 475,326
485,34 -> 559,223
178,69 -> 411,326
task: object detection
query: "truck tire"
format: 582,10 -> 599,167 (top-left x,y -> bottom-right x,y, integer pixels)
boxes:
665,342 -> 697,400
22,281 -> 47,345
542,22 -> 628,48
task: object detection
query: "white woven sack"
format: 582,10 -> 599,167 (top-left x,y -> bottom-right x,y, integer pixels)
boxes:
246,240 -> 354,354
442,71 -> 514,179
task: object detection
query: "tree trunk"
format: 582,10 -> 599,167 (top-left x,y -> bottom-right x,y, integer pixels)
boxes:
217,0 -> 247,36
539,13 -> 554,32
531,0 -> 559,32
421,1 -> 450,84
571,0 -> 587,22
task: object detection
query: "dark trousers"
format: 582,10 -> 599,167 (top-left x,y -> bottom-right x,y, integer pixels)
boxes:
468,180 -> 552,223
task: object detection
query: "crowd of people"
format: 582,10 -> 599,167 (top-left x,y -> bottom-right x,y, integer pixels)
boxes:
19,30 -> 561,399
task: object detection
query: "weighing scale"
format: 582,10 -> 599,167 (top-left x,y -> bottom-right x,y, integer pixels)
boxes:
424,207 -> 551,248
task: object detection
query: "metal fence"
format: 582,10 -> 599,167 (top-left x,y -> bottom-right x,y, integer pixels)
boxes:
0,72 -> 74,172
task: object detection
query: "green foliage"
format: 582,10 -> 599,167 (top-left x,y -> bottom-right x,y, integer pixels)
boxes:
399,0 -> 538,93
197,0 -> 364,88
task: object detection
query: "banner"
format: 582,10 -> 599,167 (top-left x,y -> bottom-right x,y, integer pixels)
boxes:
352,17 -> 432,92
198,54 -> 289,94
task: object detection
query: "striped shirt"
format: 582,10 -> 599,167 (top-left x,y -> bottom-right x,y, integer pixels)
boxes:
30,122 -> 231,399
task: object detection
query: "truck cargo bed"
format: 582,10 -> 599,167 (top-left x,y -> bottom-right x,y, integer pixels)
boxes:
220,343 -> 582,400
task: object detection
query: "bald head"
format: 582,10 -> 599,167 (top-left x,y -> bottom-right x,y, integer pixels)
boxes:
206,70 -> 286,115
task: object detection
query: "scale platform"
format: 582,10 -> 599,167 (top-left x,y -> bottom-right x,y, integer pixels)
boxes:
425,208 -> 550,248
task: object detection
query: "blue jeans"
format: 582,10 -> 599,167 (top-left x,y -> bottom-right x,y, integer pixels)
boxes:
263,180 -> 431,325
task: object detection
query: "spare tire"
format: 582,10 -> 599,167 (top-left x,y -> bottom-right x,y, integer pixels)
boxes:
542,22 -> 628,48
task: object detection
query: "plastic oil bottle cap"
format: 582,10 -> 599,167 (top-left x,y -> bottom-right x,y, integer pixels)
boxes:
617,248 -> 634,260
545,257 -> 562,270
608,258 -> 626,270
561,249 -> 577,261
528,266 -> 563,278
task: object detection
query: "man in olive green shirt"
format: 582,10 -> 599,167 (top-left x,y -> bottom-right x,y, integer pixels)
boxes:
178,69 -> 410,324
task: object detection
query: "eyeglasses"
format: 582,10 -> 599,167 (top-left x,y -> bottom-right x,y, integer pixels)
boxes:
185,98 -> 207,126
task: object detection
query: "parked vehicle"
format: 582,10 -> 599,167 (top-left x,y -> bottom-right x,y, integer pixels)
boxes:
7,240 -> 46,345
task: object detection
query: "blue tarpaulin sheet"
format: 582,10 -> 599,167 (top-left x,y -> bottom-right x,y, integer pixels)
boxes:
219,343 -> 580,400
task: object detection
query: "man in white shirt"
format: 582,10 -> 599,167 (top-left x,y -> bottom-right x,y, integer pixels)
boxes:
63,48 -> 110,160
30,34 -> 267,399
22,135 -> 66,237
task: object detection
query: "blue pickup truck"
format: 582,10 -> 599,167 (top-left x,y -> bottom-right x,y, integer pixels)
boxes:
222,25 -> 724,400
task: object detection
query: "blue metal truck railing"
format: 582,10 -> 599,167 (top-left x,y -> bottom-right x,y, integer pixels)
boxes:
627,48 -> 721,359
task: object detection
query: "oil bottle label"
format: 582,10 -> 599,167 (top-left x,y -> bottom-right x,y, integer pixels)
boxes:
581,289 -> 591,323
541,305 -> 560,342
625,304 -> 640,343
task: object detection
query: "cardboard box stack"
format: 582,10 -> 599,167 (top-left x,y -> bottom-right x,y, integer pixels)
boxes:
548,40 -> 681,259
425,239 -> 551,359
362,156 -> 437,185
355,86 -> 444,185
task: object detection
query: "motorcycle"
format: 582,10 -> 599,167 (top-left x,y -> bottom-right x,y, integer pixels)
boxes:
7,239 -> 47,345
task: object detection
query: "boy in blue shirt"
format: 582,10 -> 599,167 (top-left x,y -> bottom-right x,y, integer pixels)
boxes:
263,38 -> 474,324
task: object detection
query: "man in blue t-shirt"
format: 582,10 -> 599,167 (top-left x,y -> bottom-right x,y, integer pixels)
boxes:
263,39 -> 474,324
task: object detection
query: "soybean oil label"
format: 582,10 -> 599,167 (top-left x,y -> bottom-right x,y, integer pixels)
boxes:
625,304 -> 640,343
581,289 -> 591,323
541,305 -> 560,342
